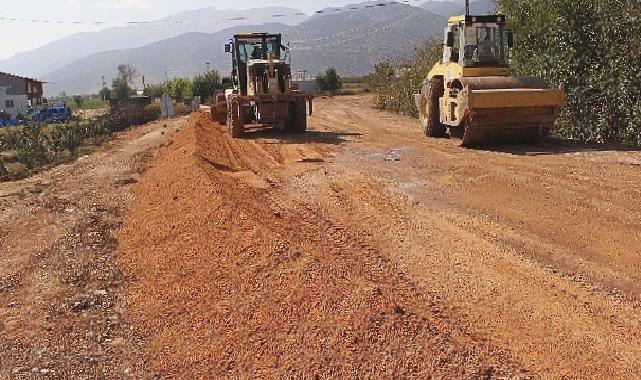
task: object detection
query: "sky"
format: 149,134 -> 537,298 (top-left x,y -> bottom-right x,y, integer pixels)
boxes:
0,0 -> 426,59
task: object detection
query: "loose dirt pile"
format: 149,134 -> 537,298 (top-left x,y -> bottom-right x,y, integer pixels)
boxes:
117,112 -> 524,378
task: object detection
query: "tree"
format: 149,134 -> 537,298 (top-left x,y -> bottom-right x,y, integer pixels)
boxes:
112,64 -> 137,100
117,64 -> 137,85
167,77 -> 193,101
316,67 -> 343,95
371,41 -> 442,117
73,95 -> 84,109
499,0 -> 641,145
192,70 -> 225,100
144,83 -> 167,98
99,87 -> 111,101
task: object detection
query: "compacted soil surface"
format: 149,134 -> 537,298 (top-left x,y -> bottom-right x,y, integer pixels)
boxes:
3,96 -> 641,379
118,97 -> 641,378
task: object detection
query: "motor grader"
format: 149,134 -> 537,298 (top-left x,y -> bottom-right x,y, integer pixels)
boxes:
214,33 -> 313,137
416,2 -> 565,146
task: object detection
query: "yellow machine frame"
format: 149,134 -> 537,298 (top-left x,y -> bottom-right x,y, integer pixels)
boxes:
419,14 -> 565,145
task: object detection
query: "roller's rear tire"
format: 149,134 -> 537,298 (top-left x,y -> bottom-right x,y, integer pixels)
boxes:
419,77 -> 447,138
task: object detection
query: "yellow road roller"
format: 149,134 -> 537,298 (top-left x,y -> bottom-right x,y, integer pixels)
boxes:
416,4 -> 565,146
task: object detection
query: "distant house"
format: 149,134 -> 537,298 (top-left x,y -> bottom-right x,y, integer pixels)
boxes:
0,71 -> 45,118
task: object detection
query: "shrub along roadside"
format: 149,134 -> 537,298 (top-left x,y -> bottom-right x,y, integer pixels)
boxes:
0,157 -> 7,179
8,124 -> 53,170
499,0 -> 641,145
0,103 -> 164,181
370,41 -> 442,118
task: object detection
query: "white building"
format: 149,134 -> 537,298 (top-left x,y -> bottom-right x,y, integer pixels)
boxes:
0,72 -> 45,119
0,87 -> 29,118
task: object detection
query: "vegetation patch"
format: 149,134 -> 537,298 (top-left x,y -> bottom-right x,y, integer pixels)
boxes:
370,41 -> 442,118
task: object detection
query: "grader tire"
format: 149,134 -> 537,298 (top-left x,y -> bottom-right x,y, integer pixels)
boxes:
419,77 -> 447,138
294,100 -> 307,133
216,94 -> 227,125
287,100 -> 307,134
228,97 -> 244,138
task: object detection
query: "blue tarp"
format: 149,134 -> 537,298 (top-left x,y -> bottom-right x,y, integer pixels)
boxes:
34,104 -> 72,123
0,119 -> 17,127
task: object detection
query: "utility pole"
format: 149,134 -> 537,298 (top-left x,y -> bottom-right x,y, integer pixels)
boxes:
206,62 -> 211,71
465,0 -> 470,15
101,75 -> 106,100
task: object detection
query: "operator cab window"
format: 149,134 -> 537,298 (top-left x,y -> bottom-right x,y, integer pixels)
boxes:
266,40 -> 280,59
250,43 -> 263,59
238,43 -> 250,63
238,40 -> 264,62
450,26 -> 460,63
463,24 -> 508,66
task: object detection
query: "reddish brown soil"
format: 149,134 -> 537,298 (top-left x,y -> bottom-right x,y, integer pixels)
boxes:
0,118 -> 183,378
4,95 -> 641,379
117,97 -> 641,378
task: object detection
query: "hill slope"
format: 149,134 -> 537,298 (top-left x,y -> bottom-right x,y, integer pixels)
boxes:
0,7 -> 307,79
44,2 -> 445,95
420,0 -> 495,17
288,2 -> 444,77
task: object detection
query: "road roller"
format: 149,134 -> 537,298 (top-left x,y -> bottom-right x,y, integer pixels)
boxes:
415,2 -> 565,146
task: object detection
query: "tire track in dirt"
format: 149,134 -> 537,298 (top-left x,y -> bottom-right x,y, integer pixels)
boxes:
298,96 -> 641,377
300,173 -> 641,377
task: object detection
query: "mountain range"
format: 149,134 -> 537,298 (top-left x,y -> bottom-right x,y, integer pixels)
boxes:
0,1 -> 499,95
42,2 -> 446,95
0,7 -> 307,79
420,0 -> 495,17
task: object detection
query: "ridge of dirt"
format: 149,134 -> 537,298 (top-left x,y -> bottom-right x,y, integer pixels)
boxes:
116,112 -> 527,378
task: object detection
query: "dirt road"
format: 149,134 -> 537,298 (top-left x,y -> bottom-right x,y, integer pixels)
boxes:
0,118 -> 183,378
116,96 -> 641,378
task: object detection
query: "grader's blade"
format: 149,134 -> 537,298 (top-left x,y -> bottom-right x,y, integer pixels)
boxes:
458,79 -> 565,147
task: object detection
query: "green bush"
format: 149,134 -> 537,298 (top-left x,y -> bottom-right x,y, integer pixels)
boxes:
192,70 -> 226,101
100,104 -> 161,133
500,0 -> 641,145
52,122 -> 85,158
317,68 -> 343,95
84,120 -> 111,142
73,95 -> 84,109
167,77 -> 193,101
144,83 -> 167,98
0,158 -> 7,178
370,41 -> 442,117
5,124 -> 53,169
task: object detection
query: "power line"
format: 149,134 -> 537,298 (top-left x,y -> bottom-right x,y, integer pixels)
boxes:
0,0 -> 425,26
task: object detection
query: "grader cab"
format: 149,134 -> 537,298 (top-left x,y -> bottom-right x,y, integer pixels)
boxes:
215,33 -> 313,137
